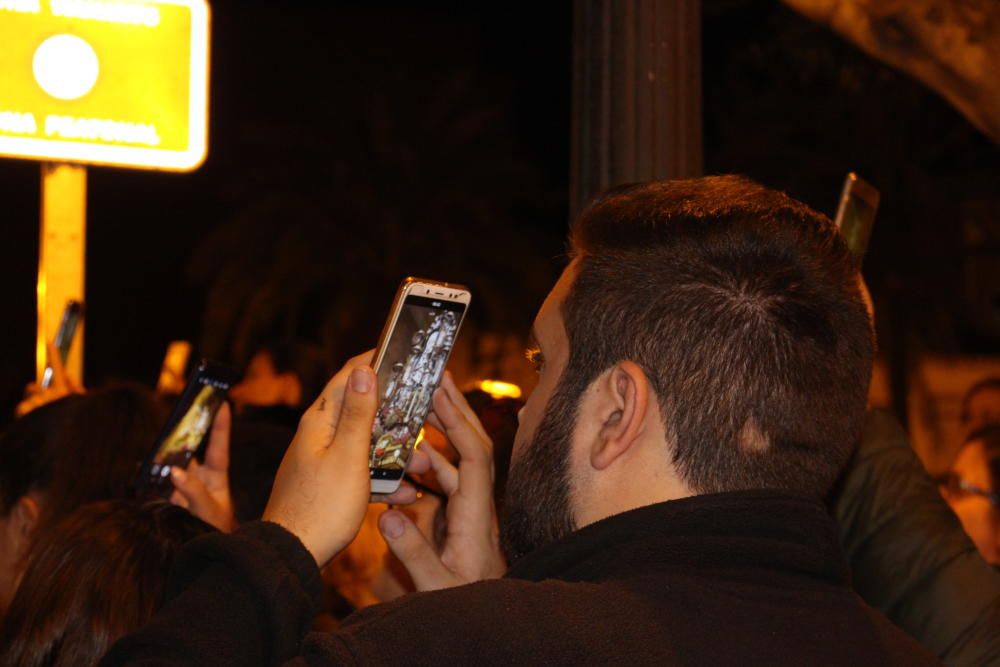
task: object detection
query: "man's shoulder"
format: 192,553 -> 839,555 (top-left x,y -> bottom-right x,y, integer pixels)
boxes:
303,573 -> 942,666
306,577 -> 634,665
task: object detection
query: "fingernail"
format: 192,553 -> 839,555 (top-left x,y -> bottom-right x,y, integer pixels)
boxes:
381,512 -> 405,539
170,467 -> 186,482
350,367 -> 373,393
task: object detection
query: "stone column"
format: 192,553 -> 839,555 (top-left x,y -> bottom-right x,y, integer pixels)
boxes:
570,0 -> 702,221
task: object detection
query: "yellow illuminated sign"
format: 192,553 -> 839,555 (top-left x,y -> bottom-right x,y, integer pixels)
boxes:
0,0 -> 209,171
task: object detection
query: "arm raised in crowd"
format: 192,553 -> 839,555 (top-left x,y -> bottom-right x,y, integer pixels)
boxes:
102,355 -> 503,666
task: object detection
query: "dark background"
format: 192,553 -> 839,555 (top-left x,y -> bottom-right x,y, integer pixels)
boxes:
0,0 -> 997,423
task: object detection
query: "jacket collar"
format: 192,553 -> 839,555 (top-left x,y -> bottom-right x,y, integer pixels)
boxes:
505,489 -> 849,586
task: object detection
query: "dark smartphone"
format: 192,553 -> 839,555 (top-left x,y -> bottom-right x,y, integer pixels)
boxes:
136,360 -> 238,498
41,300 -> 84,389
369,278 -> 471,494
833,173 -> 880,267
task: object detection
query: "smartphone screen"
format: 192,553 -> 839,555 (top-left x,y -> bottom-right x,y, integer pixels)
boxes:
370,291 -> 467,485
834,173 -> 880,267
137,360 -> 237,497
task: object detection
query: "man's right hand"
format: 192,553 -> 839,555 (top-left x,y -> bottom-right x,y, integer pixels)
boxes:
378,372 -> 507,590
263,353 -> 383,567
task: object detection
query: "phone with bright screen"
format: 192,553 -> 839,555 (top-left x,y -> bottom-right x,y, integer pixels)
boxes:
369,278 -> 471,494
136,360 -> 238,498
41,300 -> 83,389
833,173 -> 880,267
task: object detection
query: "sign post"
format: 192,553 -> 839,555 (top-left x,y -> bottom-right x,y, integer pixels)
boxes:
0,0 -> 210,386
37,163 -> 86,383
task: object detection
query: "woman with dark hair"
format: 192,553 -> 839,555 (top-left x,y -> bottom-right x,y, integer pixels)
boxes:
0,500 -> 213,666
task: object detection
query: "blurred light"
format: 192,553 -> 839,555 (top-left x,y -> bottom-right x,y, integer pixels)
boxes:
478,380 -> 522,400
156,341 -> 191,395
33,34 -> 100,101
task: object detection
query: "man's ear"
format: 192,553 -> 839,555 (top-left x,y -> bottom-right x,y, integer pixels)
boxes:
5,495 -> 41,555
591,361 -> 650,471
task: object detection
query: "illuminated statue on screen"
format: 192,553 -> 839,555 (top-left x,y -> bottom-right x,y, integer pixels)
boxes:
371,311 -> 458,470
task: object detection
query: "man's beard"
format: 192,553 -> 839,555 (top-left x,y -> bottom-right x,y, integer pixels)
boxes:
499,374 -> 585,564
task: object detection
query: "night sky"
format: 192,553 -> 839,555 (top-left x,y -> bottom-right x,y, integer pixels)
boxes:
0,1 -> 573,417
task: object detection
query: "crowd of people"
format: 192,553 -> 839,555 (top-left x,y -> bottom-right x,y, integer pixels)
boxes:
0,176 -> 997,665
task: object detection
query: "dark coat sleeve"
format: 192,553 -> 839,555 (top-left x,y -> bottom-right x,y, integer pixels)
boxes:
100,522 -> 356,667
830,409 -> 1000,667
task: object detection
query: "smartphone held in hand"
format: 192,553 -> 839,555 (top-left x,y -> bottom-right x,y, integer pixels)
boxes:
136,359 -> 238,498
369,278 -> 470,494
41,300 -> 83,389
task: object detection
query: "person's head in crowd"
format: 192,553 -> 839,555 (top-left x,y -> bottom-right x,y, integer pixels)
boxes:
960,377 -> 1000,437
38,383 -> 166,537
230,340 -> 329,413
0,395 -> 84,617
939,425 -> 1000,565
0,500 -> 212,666
502,176 -> 874,561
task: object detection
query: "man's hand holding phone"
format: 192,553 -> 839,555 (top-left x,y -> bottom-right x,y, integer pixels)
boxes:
378,372 -> 507,591
262,352 -> 422,566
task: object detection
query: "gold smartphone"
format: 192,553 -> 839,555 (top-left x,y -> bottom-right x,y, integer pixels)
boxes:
369,278 -> 471,494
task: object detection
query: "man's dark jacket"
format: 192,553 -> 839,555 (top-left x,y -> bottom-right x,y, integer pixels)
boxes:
104,490 -> 939,666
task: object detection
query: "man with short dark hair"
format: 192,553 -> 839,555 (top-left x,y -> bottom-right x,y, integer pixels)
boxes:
104,177 -> 938,665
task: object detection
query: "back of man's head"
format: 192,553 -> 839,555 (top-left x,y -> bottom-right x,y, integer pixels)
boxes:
565,176 -> 874,497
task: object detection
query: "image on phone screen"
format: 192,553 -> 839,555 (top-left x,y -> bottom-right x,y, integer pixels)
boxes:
370,295 -> 465,478
153,383 -> 226,471
139,362 -> 235,496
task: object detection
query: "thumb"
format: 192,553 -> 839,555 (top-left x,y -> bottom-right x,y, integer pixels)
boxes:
379,509 -> 455,591
170,465 -> 214,515
328,367 -> 377,459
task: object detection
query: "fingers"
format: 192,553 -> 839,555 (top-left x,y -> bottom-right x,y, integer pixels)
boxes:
424,446 -> 459,496
406,447 -> 432,476
438,372 -> 490,443
170,466 -> 212,513
370,450 -> 432,504
432,385 -> 493,476
47,342 -> 71,392
374,483 -> 418,506
171,463 -> 235,532
328,367 -> 377,456
298,351 -> 374,445
204,403 -> 231,473
379,509 -> 456,591
169,488 -> 190,509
